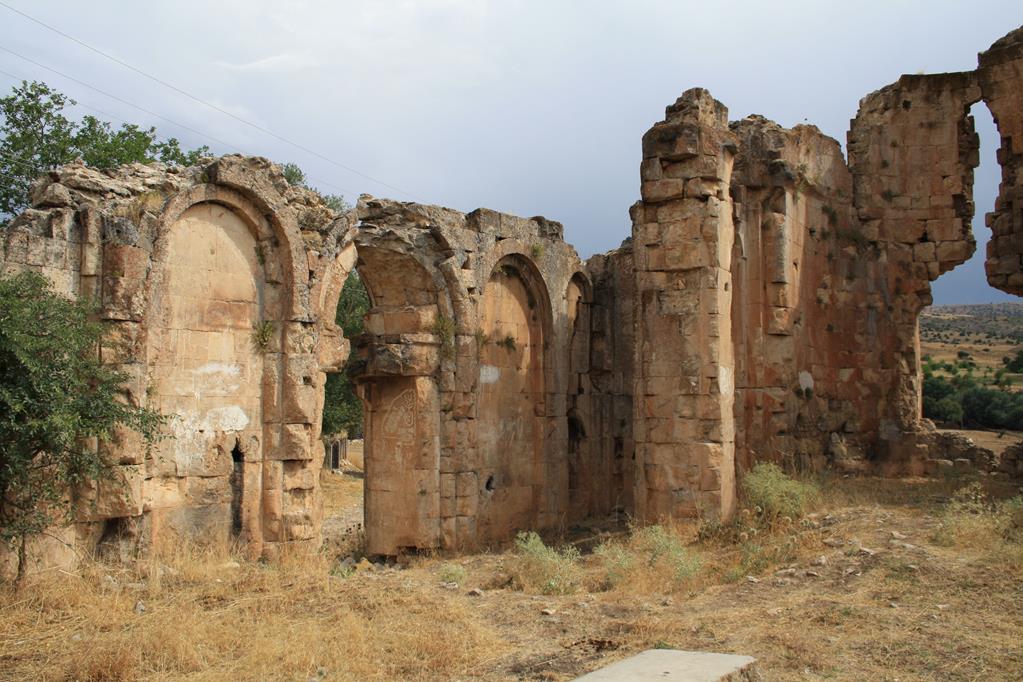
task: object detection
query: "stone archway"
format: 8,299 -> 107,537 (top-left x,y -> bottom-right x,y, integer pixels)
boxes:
476,255 -> 550,543
145,202 -> 267,547
348,245 -> 443,555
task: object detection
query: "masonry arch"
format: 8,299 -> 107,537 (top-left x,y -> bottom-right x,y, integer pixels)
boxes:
564,271 -> 598,520
915,100 -> 1023,444
321,238 -> 450,556
143,197 -> 283,550
476,253 -> 553,542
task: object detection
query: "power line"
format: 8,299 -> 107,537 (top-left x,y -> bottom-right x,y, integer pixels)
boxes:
0,56 -> 357,197
0,1 -> 422,201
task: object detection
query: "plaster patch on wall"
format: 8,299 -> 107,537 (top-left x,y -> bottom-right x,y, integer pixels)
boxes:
718,366 -> 734,396
798,371 -> 814,392
479,364 -> 500,384
194,362 -> 242,377
192,362 -> 243,397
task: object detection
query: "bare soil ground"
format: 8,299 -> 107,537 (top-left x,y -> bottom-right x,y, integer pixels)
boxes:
2,472 -> 1021,681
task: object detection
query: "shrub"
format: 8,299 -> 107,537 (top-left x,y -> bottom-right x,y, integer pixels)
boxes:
932,483 -> 1023,550
432,314 -> 456,360
251,319 -> 276,350
437,563 -> 466,585
633,525 -> 702,585
509,531 -> 581,595
741,463 -> 819,523
593,541 -> 635,589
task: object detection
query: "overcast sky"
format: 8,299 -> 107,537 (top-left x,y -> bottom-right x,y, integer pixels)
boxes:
1,1 -> 1020,304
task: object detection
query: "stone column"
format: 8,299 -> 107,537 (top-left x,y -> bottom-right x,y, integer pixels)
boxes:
631,89 -> 737,522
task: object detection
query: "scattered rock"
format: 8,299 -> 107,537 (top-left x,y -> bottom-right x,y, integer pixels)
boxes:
541,608 -> 557,616
811,555 -> 828,566
134,600 -> 146,615
823,537 -> 845,548
467,587 -> 484,597
774,567 -> 798,577
805,570 -> 821,578
858,546 -> 878,557
440,581 -> 459,590
890,530 -> 908,540
220,560 -> 241,570
746,575 -> 760,584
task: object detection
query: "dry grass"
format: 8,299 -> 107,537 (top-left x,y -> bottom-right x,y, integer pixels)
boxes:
3,470 -> 1023,681
0,543 -> 507,681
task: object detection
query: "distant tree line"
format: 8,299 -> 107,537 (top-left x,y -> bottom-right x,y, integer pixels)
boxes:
923,350 -> 1023,430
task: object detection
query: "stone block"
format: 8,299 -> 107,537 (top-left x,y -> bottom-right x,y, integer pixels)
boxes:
572,649 -> 760,681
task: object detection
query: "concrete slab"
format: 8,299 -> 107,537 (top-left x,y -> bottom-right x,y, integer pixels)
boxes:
573,649 -> 761,681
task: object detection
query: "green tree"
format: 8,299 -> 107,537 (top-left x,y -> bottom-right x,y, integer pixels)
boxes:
0,81 -> 77,220
279,161 -> 350,214
930,397 -> 964,425
0,272 -> 163,584
1006,349 -> 1023,373
322,272 -> 370,438
0,80 -> 209,222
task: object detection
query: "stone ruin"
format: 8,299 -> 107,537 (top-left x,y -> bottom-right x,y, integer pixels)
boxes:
1,27 -> 1021,569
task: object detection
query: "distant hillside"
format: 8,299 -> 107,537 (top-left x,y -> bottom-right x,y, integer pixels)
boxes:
921,302 -> 1023,344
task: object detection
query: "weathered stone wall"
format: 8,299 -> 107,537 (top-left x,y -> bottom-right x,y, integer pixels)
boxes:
586,244 -> 636,518
4,26 -> 1023,572
980,28 -> 1023,295
615,26 -> 1023,517
0,156 -> 598,568
2,157 -> 351,566
343,200 -> 588,552
628,90 -> 738,523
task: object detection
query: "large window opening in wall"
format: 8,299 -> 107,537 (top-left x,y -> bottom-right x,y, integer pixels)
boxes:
922,102 -> 1023,454
320,246 -> 443,556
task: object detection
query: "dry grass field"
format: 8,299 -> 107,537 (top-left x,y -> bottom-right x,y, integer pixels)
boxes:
2,467 -> 1022,681
920,303 -> 1023,387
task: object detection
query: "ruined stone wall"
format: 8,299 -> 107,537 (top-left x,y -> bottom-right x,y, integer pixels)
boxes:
616,27 -> 1023,517
980,28 -> 1023,295
343,200 -> 589,551
5,26 -> 1023,572
585,244 -> 636,518
729,116 -> 865,474
1,156 -> 349,567
0,156 -> 600,569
